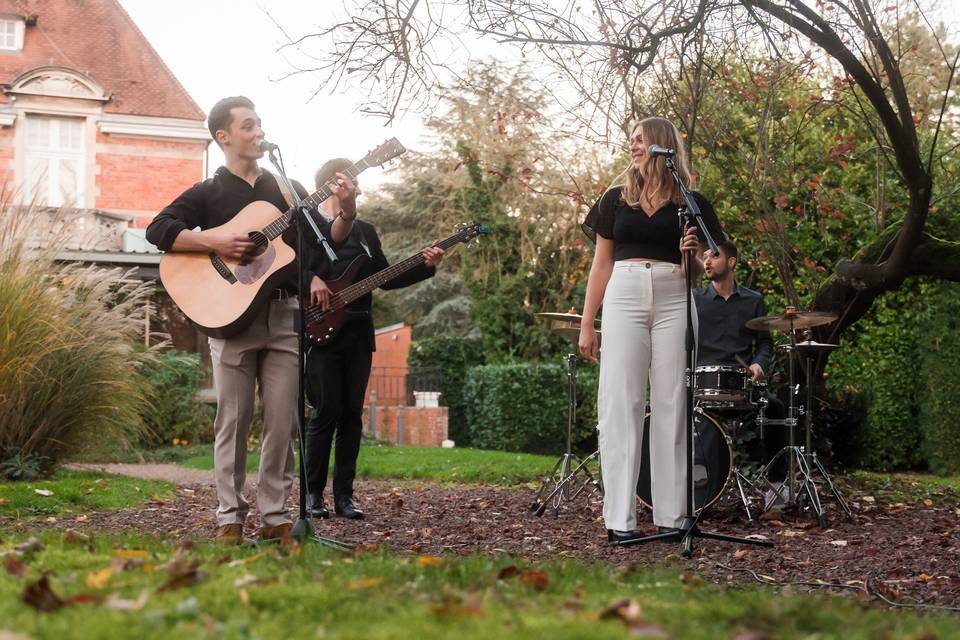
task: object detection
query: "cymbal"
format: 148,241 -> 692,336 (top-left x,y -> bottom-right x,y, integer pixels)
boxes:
745,310 -> 838,332
535,311 -> 597,323
777,340 -> 840,352
551,327 -> 601,345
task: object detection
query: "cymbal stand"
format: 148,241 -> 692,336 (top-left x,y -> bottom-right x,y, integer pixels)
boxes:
801,353 -> 852,520
531,353 -> 603,517
755,322 -> 849,526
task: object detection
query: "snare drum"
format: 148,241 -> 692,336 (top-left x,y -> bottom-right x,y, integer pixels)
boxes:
695,365 -> 751,406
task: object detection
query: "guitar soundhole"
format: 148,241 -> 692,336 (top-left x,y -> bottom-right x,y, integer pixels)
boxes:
246,231 -> 269,257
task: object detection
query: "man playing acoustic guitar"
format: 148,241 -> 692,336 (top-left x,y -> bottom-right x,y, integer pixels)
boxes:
146,97 -> 356,544
303,157 -> 444,520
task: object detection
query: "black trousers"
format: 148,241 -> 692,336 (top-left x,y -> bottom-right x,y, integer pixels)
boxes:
304,322 -> 372,501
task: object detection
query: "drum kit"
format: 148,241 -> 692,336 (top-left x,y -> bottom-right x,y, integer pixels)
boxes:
529,306 -> 853,528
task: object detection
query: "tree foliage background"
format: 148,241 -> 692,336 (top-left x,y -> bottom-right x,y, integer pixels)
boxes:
280,1 -> 960,468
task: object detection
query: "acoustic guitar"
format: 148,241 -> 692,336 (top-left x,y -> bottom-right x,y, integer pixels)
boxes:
158,139 -> 406,338
305,223 -> 489,346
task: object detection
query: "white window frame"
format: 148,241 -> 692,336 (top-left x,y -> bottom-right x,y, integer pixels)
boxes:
23,115 -> 86,208
0,18 -> 24,52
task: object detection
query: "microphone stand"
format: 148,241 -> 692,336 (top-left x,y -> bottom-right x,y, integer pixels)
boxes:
619,154 -> 774,557
267,147 -> 352,551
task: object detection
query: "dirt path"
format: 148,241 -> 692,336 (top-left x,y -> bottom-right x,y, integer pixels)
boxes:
66,463 -> 220,487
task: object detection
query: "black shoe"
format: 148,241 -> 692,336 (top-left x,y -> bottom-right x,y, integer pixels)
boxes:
606,529 -> 642,543
334,496 -> 364,520
306,494 -> 330,519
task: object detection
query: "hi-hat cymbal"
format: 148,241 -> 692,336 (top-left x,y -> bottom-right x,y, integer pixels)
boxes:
745,310 -> 838,332
535,311 -> 598,324
551,327 -> 602,345
777,340 -> 840,352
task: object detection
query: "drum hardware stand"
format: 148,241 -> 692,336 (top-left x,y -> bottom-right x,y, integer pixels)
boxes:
753,324 -> 851,527
531,353 -> 603,517
618,154 -> 773,556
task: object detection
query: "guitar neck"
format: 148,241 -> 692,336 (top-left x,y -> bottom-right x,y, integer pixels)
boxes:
336,232 -> 467,305
262,160 -> 371,240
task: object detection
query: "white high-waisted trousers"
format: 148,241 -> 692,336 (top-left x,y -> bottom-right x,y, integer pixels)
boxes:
598,260 -> 696,530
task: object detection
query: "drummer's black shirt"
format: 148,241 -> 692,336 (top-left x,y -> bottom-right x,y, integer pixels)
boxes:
693,283 -> 774,372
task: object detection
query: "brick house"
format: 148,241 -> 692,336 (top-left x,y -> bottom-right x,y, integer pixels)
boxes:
0,0 -> 209,353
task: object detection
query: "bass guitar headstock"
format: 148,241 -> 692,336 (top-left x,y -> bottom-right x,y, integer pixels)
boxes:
362,138 -> 407,168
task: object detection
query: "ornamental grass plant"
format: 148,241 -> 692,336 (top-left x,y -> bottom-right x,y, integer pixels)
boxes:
0,204 -> 153,475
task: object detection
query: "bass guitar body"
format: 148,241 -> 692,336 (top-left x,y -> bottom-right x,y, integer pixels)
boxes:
158,200 -> 295,339
303,255 -> 369,347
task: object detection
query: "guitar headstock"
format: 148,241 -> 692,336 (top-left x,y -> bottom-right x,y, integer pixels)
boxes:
362,138 -> 407,168
454,222 -> 490,248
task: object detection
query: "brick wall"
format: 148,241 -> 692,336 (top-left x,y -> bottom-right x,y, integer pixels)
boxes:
362,405 -> 449,446
95,132 -> 205,225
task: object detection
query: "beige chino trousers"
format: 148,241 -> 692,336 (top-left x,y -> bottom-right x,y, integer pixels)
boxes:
208,297 -> 299,528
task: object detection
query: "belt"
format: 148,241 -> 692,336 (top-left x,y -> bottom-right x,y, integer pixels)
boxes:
272,288 -> 297,300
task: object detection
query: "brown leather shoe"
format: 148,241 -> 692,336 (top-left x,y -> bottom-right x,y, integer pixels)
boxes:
215,523 -> 243,545
258,522 -> 293,543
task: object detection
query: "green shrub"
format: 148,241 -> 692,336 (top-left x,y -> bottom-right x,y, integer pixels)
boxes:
918,283 -> 960,475
408,335 -> 485,446
826,287 -> 926,470
141,349 -> 213,446
0,208 -> 151,471
464,362 -> 596,454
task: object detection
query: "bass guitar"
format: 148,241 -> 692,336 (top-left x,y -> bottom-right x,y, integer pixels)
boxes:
305,223 -> 488,346
158,139 -> 406,338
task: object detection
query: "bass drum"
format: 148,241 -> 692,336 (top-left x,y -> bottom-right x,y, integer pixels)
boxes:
637,409 -> 732,512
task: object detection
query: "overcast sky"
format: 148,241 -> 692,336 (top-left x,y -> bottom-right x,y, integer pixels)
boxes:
119,0 -> 437,190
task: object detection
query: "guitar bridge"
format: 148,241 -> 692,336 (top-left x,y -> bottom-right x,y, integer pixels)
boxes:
209,252 -> 237,283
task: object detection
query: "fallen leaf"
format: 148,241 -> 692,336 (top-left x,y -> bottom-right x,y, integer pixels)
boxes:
4,555 -> 27,577
733,549 -> 750,560
75,515 -> 89,523
432,592 -> 485,618
114,549 -> 150,560
33,489 -> 54,497
923,499 -> 934,507
497,565 -> 521,580
85,567 -> 114,589
104,590 -> 149,612
22,574 -> 64,612
63,529 -> 90,545
0,498 -> 8,505
14,538 -> 44,554
599,599 -> 669,638
238,588 -> 250,606
227,552 -> 266,567
233,574 -> 277,588
347,577 -> 384,590
417,555 -> 444,567
766,520 -> 787,527
861,496 -> 875,504
829,540 -> 848,547
519,570 -> 549,591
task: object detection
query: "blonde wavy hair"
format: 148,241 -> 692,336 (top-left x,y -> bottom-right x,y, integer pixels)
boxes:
618,117 -> 692,209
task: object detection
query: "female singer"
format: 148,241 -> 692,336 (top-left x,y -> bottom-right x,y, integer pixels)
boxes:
579,117 -> 724,542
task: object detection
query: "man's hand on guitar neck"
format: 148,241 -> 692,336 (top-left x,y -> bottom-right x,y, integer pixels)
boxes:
172,229 -> 254,260
422,246 -> 444,268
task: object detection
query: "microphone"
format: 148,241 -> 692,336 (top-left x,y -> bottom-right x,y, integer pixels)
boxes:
647,144 -> 675,157
257,139 -> 279,152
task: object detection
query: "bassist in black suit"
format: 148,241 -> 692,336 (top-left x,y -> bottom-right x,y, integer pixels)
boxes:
304,158 -> 444,519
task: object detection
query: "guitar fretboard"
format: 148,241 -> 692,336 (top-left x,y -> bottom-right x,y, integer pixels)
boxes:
262,160 -> 370,240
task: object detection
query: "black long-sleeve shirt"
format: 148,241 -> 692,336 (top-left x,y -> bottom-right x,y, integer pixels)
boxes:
145,166 -> 314,292
693,283 -> 774,372
305,218 -> 435,351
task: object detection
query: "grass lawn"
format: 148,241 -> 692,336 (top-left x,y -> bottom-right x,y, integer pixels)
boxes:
176,444 -> 559,485
0,470 -> 173,518
1,532 -> 956,640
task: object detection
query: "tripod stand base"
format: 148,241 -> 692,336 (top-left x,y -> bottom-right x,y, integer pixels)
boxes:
617,516 -> 774,557
756,447 -> 852,528
530,451 -> 602,517
291,516 -> 356,551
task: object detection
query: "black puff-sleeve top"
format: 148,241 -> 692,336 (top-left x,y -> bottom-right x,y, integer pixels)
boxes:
581,186 -> 725,264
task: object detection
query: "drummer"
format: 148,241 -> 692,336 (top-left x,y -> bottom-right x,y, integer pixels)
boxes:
693,240 -> 786,484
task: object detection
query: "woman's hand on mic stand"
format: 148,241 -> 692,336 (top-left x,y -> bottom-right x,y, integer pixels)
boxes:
680,226 -> 704,278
